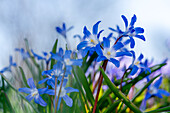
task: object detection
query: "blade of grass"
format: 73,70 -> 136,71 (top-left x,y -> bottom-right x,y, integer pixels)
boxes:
50,39 -> 58,69
145,106 -> 170,113
19,67 -> 29,88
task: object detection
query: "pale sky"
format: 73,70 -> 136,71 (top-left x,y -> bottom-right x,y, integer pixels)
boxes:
0,0 -> 170,69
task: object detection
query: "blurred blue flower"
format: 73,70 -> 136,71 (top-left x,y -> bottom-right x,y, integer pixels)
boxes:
0,56 -> 17,73
56,23 -> 74,38
18,78 -> 48,106
31,49 -> 51,64
45,80 -> 79,110
77,21 -> 104,56
140,76 -> 170,111
51,48 -> 82,74
96,37 -> 132,67
109,14 -> 145,48
15,48 -> 30,60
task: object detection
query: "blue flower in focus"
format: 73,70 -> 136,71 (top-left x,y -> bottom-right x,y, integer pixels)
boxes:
45,80 -> 79,110
31,50 -> 51,64
18,78 -> 48,106
140,76 -> 170,111
96,37 -> 132,67
77,21 -> 104,56
0,56 -> 17,73
109,14 -> 145,48
56,23 -> 74,38
128,51 -> 151,76
15,48 -> 30,60
51,48 -> 83,74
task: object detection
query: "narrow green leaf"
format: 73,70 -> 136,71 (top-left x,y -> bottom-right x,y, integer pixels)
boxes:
100,68 -> 142,113
50,39 -> 58,69
104,100 -> 121,113
19,67 -> 29,88
0,73 -> 39,113
145,106 -> 170,113
73,66 -> 94,106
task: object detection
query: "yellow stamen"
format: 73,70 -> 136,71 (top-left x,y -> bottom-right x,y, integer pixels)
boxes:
107,51 -> 111,56
90,39 -> 95,43
135,61 -> 140,65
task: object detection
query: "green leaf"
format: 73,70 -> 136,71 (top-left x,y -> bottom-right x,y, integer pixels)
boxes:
19,67 -> 29,88
0,73 -> 39,113
100,68 -> 142,113
73,66 -> 94,105
145,106 -> 170,113
50,39 -> 58,69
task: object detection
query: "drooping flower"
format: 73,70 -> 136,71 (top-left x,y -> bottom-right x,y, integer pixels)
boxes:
45,80 -> 79,110
56,23 -> 74,38
140,76 -> 170,111
18,78 -> 48,106
96,37 -> 132,67
0,56 -> 17,73
109,14 -> 145,48
77,21 -> 104,56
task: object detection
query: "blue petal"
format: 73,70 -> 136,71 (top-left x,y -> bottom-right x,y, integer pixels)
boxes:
67,26 -> 74,32
96,44 -> 103,56
129,36 -> 135,48
109,58 -> 120,67
35,96 -> 47,106
63,23 -> 66,30
116,52 -> 132,57
65,87 -> 79,93
121,15 -> 128,28
51,52 -> 63,61
59,48 -> 64,56
56,27 -> 62,34
153,77 -> 162,88
64,50 -> 72,59
123,39 -> 131,45
96,56 -> 107,62
103,37 -> 110,48
18,88 -> 31,94
116,25 -> 124,34
97,30 -> 104,39
38,78 -> 49,84
134,27 -> 144,33
155,93 -> 163,98
77,41 -> 88,50
113,42 -> 124,51
93,21 -> 101,35
135,35 -> 145,41
45,89 -> 55,95
109,27 -> 116,32
130,14 -> 137,27
138,54 -> 144,61
145,91 -> 151,100
83,26 -> 91,38
130,50 -> 136,62
158,89 -> 170,96
38,87 -> 48,94
107,33 -> 113,39
130,65 -> 139,75
27,78 -> 36,89
25,94 -> 34,102
63,95 -> 73,107
71,59 -> 83,66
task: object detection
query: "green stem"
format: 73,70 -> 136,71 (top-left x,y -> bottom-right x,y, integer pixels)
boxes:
54,77 -> 58,112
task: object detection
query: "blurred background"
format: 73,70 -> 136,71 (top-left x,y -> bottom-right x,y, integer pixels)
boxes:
1,0 -> 170,69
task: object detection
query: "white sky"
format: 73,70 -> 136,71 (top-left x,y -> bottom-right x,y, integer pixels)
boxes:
0,0 -> 170,69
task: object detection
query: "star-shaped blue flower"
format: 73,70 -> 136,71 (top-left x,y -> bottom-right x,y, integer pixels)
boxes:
56,23 -> 74,38
140,76 -> 170,111
18,78 -> 48,106
0,56 -> 17,73
77,21 -> 104,57
96,37 -> 132,67
15,48 -> 30,60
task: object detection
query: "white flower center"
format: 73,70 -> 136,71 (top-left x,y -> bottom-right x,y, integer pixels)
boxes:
86,35 -> 99,47
31,88 -> 39,97
103,48 -> 116,59
64,58 -> 72,65
56,87 -> 66,97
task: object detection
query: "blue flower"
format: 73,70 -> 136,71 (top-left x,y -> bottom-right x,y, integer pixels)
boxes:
15,48 -> 30,60
109,14 -> 145,48
45,80 -> 79,110
77,21 -> 104,56
96,37 -> 132,67
18,78 -> 48,106
31,50 -> 51,64
51,48 -> 83,74
56,23 -> 74,38
0,56 -> 17,73
140,76 -> 170,111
